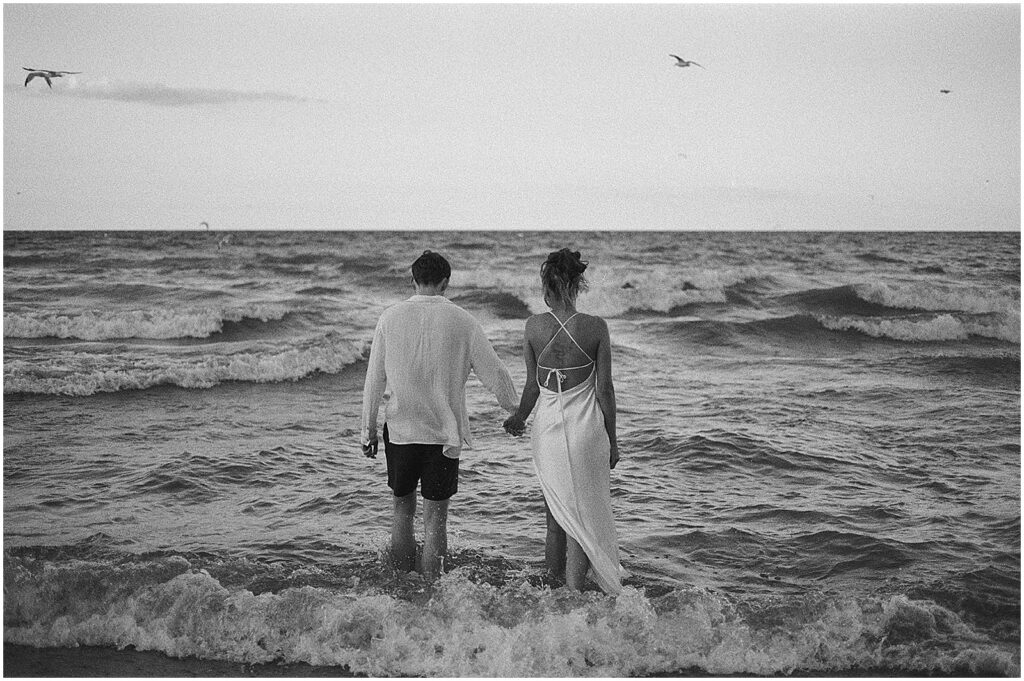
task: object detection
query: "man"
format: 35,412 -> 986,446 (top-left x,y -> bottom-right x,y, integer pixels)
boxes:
361,249 -> 518,579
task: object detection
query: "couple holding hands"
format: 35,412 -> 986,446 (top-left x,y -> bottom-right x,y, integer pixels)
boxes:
361,248 -> 623,595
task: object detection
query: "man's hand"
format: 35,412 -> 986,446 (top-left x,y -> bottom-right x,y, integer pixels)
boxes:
362,434 -> 379,458
503,414 -> 526,437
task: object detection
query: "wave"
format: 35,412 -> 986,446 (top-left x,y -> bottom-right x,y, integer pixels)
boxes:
295,285 -> 347,296
4,282 -> 219,305
855,282 -> 1018,316
3,252 -> 70,267
654,311 -> 1020,348
3,336 -> 367,396
3,303 -> 292,341
3,549 -> 1017,677
450,290 -> 532,319
820,313 -> 1020,344
458,266 -> 769,318
782,283 -> 1019,318
914,354 -> 1021,380
856,252 -> 908,265
781,285 -> 908,316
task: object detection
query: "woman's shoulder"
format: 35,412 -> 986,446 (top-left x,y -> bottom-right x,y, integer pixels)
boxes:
524,313 -> 548,335
526,311 -> 607,330
576,312 -> 608,333
525,313 -> 548,327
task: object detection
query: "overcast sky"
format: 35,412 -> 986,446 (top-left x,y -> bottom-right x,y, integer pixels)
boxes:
3,3 -> 1020,231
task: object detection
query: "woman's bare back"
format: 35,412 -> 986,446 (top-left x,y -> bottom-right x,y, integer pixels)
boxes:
529,312 -> 603,391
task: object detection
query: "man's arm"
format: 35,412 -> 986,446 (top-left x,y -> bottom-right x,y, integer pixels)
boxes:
468,322 -> 518,413
360,321 -> 387,456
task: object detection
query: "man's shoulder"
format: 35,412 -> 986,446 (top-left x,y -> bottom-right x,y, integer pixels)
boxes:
381,297 -> 479,326
442,300 -> 484,331
378,300 -> 410,321
380,296 -> 454,313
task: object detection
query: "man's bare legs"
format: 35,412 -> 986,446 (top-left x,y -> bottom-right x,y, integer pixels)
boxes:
391,492 -> 417,571
545,503 -> 566,580
392,492 -> 450,580
422,498 -> 449,580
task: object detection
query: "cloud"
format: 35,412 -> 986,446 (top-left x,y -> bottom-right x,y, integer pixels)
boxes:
13,78 -> 317,107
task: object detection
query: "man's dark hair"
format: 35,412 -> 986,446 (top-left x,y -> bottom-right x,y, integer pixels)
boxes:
411,250 -> 451,286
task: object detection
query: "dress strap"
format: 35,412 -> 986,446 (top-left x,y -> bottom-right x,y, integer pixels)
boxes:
536,312 -> 595,389
544,311 -> 594,363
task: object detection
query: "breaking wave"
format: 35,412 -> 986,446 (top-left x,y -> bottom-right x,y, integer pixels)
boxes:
3,336 -> 367,396
854,281 -> 1018,315
821,313 -> 1021,344
655,312 -> 1020,349
4,304 -> 291,341
4,550 -> 1017,677
782,283 -> 1020,318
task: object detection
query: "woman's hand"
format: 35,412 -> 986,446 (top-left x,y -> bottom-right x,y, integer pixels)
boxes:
609,441 -> 620,469
503,414 -> 526,437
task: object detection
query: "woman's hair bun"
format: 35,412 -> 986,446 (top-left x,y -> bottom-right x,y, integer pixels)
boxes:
547,248 -> 588,278
541,248 -> 589,304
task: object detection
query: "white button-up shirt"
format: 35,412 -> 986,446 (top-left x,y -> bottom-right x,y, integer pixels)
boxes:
361,295 -> 518,458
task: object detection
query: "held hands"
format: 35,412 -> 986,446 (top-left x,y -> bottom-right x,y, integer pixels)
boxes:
361,433 -> 378,458
610,441 -> 620,469
503,414 -> 526,437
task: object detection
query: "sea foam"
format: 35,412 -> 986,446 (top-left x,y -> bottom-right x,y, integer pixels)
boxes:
3,337 -> 367,396
3,303 -> 290,340
820,313 -> 1020,343
459,265 -> 763,318
855,281 -> 1018,316
3,558 -> 1017,677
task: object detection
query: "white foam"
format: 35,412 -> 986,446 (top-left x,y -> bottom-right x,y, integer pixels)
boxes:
855,282 -> 1018,316
820,313 -> 1020,343
4,566 -> 1017,677
3,338 -> 367,395
459,265 -> 761,318
3,303 -> 290,340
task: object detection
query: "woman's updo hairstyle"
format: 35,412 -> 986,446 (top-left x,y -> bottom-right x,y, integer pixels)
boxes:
541,248 -> 588,305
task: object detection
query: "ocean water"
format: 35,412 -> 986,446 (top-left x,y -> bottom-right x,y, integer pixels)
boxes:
3,229 -> 1020,676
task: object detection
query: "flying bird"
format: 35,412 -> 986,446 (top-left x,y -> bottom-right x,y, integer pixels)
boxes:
939,89 -> 952,94
670,55 -> 705,69
23,67 -> 81,88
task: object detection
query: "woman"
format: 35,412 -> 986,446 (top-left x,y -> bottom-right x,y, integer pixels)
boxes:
503,248 -> 623,594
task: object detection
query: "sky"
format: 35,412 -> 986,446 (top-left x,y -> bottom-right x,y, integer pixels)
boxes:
3,2 -> 1020,231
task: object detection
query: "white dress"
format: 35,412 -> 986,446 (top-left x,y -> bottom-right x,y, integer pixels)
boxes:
531,312 -> 624,594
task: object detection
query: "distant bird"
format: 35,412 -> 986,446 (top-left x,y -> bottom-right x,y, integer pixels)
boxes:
23,67 -> 81,88
939,89 -> 952,94
200,221 -> 209,230
670,55 -> 705,69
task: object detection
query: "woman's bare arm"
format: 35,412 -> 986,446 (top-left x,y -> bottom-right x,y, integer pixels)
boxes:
593,317 -> 619,468
504,317 -> 541,435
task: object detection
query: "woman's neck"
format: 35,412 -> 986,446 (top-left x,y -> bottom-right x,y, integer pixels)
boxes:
548,301 -> 577,316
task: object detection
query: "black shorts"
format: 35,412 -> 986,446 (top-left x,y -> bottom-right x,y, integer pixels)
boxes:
383,424 -> 459,501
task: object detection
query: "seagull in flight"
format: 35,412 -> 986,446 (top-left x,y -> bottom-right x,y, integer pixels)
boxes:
23,67 -> 81,88
939,89 -> 952,94
670,55 -> 705,69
